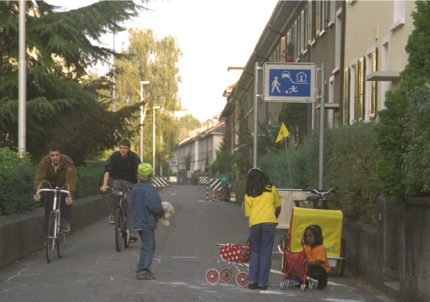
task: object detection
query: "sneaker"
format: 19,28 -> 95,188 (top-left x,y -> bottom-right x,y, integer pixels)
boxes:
248,283 -> 259,289
108,214 -> 115,225
61,222 -> 71,233
258,286 -> 268,290
136,271 -> 156,280
129,235 -> 138,243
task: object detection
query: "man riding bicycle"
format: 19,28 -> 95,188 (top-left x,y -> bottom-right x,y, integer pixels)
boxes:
33,142 -> 77,234
100,139 -> 141,243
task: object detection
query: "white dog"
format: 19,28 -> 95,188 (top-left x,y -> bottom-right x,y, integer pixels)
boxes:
158,201 -> 175,226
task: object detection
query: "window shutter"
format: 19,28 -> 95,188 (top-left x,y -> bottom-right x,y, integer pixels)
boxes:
281,36 -> 286,62
343,67 -> 350,125
370,48 -> 378,118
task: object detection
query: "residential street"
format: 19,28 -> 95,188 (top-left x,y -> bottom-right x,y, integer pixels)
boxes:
0,185 -> 391,302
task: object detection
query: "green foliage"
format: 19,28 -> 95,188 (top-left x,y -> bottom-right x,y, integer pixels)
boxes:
178,114 -> 201,141
259,124 -> 378,224
0,148 -> 106,216
375,1 -> 430,204
114,28 -> 182,170
0,148 -> 36,215
184,154 -> 191,171
0,1 -> 144,164
74,161 -> 106,199
212,136 -> 233,174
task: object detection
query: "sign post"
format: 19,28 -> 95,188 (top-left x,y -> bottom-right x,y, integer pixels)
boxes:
262,62 -> 324,189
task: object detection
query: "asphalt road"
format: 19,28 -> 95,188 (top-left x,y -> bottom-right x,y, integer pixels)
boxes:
0,185 -> 391,302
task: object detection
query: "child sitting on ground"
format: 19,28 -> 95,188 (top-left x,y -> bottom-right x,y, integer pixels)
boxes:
303,224 -> 330,289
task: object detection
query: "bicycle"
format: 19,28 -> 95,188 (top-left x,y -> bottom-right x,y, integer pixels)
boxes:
212,184 -> 230,202
294,187 -> 337,209
36,182 -> 71,263
113,186 -> 131,252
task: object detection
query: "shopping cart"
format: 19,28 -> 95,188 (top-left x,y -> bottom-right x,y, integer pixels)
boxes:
205,242 -> 250,287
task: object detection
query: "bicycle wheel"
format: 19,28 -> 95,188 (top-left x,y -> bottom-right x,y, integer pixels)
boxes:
123,229 -> 130,248
46,211 -> 57,263
115,208 -> 123,252
57,231 -> 66,258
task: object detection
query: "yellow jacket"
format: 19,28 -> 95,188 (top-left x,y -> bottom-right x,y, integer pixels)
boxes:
245,185 -> 281,227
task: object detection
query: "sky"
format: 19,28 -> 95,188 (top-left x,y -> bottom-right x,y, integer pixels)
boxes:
47,0 -> 280,122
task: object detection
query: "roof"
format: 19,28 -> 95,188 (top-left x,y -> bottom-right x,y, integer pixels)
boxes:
177,121 -> 225,147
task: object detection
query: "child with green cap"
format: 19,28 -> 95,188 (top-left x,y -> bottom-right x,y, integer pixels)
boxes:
130,163 -> 164,280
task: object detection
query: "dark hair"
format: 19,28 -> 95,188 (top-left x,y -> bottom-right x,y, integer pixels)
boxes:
245,168 -> 272,197
304,225 -> 324,246
119,139 -> 131,148
47,142 -> 61,153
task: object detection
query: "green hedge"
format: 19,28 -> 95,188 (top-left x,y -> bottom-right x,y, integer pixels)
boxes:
0,148 -> 106,216
0,148 -> 36,215
259,124 -> 378,224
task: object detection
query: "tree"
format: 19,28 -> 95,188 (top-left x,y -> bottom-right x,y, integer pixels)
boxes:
0,1 -> 144,163
375,1 -> 430,203
114,28 -> 182,170
178,114 -> 201,141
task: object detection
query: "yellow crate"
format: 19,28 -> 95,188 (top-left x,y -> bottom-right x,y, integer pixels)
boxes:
289,207 -> 343,258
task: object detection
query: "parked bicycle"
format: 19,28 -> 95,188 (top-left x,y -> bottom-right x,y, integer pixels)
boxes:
212,184 -> 230,202
294,187 -> 337,209
113,186 -> 132,252
36,182 -> 71,263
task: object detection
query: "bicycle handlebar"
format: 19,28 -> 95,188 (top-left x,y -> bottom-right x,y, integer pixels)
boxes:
303,186 -> 337,196
36,188 -> 71,195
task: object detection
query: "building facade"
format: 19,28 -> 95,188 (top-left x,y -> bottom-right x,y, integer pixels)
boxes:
175,122 -> 225,175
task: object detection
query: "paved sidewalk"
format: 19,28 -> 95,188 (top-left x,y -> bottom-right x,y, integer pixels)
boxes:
0,185 -> 391,302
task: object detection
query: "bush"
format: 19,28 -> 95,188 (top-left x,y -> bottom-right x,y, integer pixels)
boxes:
0,149 -> 106,216
0,148 -> 36,215
259,124 -> 378,224
74,161 -> 106,199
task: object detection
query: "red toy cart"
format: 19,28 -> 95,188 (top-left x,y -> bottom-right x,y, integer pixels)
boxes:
206,242 -> 250,287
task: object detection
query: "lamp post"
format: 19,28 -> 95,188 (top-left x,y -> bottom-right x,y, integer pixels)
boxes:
140,80 -> 150,160
153,105 -> 160,174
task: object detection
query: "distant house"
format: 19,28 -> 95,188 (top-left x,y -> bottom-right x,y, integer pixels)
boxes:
175,121 -> 225,175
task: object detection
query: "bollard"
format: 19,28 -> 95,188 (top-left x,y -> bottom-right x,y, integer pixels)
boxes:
206,184 -> 209,202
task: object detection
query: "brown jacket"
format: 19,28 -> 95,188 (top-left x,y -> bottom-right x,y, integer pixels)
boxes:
33,154 -> 77,194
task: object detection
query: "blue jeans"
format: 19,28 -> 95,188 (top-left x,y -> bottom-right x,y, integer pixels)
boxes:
136,229 -> 155,274
249,223 -> 276,287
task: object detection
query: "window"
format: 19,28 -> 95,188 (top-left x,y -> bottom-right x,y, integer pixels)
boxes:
355,58 -> 365,122
334,8 -> 342,73
329,0 -> 336,27
315,0 -> 321,37
370,49 -> 378,118
391,0 -> 405,31
328,75 -> 335,129
343,67 -> 350,125
280,36 -> 286,62
308,1 -> 314,44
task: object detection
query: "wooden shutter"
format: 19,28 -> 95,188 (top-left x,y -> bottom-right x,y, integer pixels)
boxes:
343,67 -> 350,125
370,48 -> 378,118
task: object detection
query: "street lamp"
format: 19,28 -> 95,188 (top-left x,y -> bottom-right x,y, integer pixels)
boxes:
153,105 -> 160,174
140,80 -> 150,160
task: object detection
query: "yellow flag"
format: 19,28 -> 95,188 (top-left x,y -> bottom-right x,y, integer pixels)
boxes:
276,122 -> 290,143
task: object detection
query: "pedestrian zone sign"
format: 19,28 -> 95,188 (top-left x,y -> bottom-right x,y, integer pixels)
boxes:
263,63 -> 316,103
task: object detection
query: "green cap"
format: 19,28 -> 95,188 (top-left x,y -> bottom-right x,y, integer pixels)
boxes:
138,163 -> 153,176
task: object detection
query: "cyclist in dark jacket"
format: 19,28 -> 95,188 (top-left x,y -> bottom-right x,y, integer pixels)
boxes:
100,139 -> 141,242
131,163 -> 164,280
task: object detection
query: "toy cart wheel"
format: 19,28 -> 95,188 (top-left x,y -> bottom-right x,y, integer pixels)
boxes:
280,281 -> 286,290
300,283 -> 307,291
235,272 -> 249,287
219,267 -> 233,282
206,269 -> 219,285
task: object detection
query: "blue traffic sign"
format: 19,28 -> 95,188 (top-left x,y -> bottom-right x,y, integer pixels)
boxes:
263,63 -> 316,103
